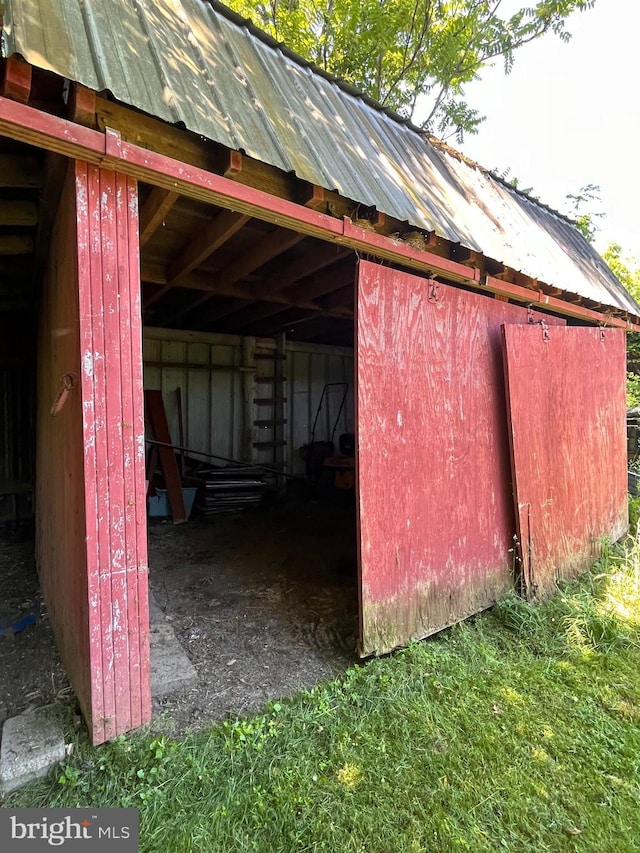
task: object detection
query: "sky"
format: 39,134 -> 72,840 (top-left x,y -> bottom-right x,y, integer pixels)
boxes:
456,0 -> 640,261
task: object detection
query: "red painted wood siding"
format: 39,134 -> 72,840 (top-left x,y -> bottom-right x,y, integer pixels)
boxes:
355,260 -> 565,655
37,163 -> 149,744
36,165 -> 92,714
502,324 -> 628,599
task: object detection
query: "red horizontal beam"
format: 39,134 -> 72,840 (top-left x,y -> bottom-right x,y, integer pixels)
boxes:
0,95 -> 634,328
486,276 -> 632,330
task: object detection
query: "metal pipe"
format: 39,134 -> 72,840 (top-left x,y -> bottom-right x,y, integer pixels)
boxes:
145,437 -> 307,482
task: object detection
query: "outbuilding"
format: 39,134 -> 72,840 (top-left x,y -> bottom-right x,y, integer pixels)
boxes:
0,0 -> 637,743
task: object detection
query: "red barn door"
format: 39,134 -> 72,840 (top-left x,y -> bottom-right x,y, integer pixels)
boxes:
355,260 -> 562,656
502,324 -> 628,600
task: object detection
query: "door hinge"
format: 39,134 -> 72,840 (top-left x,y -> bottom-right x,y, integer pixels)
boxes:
427,276 -> 440,303
527,307 -> 549,341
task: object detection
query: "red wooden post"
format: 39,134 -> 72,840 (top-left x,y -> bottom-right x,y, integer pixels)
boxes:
37,162 -> 150,744
77,161 -> 150,742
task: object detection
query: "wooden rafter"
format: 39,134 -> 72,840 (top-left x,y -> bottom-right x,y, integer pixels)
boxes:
218,301 -> 292,333
0,200 -> 38,226
139,187 -> 179,248
2,56 -> 32,104
168,226 -> 306,326
0,153 -> 43,188
283,258 -> 355,303
167,208 -> 250,282
0,235 -> 34,254
318,284 -> 354,312
258,242 -> 352,296
249,307 -> 311,337
0,95 -> 633,331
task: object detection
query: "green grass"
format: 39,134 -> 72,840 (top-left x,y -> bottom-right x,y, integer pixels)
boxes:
5,527 -> 640,852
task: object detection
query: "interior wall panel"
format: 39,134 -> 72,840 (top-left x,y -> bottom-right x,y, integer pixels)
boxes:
143,330 -> 354,474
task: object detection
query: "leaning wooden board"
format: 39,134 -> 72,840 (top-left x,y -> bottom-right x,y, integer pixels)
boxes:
502,324 -> 627,600
145,389 -> 187,523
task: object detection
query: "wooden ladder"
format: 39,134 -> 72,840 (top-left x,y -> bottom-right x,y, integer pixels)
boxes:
246,333 -> 287,491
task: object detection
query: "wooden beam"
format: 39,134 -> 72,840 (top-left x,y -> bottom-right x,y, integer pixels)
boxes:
97,96 -> 357,220
283,258 -> 356,302
215,148 -> 301,202
0,96 -> 632,330
144,260 -> 352,329
261,311 -> 351,339
2,56 -> 32,104
0,256 -> 32,277
301,184 -> 327,210
220,302 -> 292,332
167,209 -> 250,283
0,200 -> 38,226
222,150 -> 243,179
32,154 -> 69,298
258,242 -> 352,297
191,298 -> 251,327
249,307 -> 312,337
175,226 -> 306,325
139,187 -> 179,249
0,235 -> 34,254
0,153 -> 43,188
69,84 -> 96,128
318,284 -> 354,312
485,275 -> 629,326
95,95 -> 217,172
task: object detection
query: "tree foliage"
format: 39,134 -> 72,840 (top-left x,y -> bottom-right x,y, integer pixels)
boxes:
226,0 -> 595,140
565,182 -> 604,243
603,244 -> 640,406
603,243 -> 640,304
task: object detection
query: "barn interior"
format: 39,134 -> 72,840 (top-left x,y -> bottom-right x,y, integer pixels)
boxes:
0,129 -> 371,725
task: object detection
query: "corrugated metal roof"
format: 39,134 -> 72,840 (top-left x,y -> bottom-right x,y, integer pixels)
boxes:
3,0 -> 637,315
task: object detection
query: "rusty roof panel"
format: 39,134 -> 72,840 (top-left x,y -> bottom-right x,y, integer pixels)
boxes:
3,0 -> 637,315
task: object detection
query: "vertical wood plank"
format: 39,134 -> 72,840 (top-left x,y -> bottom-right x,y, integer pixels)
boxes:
76,160 -> 106,744
126,174 -> 151,724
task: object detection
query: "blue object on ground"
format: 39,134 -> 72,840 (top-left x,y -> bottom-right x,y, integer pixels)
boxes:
0,613 -> 37,637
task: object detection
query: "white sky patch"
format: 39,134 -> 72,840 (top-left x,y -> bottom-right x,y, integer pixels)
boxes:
415,0 -> 640,260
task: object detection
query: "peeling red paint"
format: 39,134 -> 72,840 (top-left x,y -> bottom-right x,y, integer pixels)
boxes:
355,261 -> 565,656
502,324 -> 628,599
38,163 -> 149,745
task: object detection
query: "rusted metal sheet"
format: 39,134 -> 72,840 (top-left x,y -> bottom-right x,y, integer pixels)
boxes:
37,162 -> 149,745
3,0 -> 637,315
502,324 -> 628,600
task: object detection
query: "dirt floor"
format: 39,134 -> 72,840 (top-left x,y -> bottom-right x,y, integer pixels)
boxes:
0,532 -> 69,724
148,494 -> 358,733
0,494 -> 358,735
